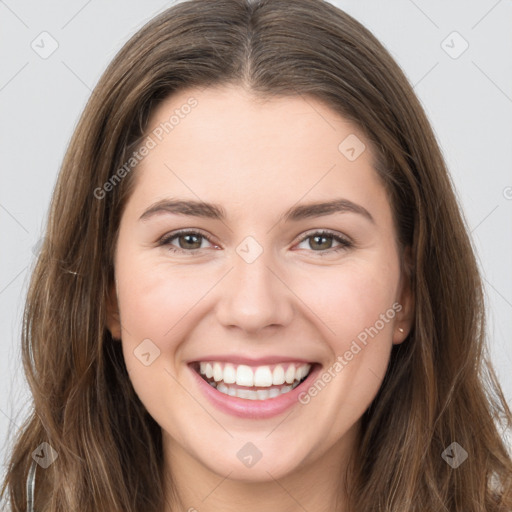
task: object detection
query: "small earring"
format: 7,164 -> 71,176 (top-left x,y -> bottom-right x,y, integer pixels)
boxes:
398,327 -> 404,333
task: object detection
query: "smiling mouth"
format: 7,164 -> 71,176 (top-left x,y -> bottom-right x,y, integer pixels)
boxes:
190,361 -> 315,400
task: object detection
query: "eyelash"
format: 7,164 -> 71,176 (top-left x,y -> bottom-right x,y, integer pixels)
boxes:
158,229 -> 353,256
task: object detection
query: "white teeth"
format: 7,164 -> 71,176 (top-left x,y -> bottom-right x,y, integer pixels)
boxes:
285,365 -> 295,384
223,363 -> 236,384
196,361 -> 312,399
214,382 -> 296,400
236,365 -> 254,386
253,366 -> 273,387
217,382 -> 228,394
213,362 -> 223,382
256,389 -> 270,400
268,387 -> 281,398
237,389 -> 257,400
272,365 -> 286,385
296,365 -> 308,381
217,382 -> 237,397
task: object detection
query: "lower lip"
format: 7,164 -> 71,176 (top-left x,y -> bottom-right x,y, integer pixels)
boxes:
188,363 -> 322,419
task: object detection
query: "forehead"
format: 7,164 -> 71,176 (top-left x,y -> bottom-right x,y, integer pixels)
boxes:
145,85 -> 370,158
127,85 -> 390,227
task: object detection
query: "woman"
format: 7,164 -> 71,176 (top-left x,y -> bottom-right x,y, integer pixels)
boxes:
1,0 -> 511,510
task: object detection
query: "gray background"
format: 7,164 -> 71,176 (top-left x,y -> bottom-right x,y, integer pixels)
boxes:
1,0 -> 511,481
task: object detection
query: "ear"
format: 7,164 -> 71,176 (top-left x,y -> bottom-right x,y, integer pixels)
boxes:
393,245 -> 415,345
106,280 -> 122,341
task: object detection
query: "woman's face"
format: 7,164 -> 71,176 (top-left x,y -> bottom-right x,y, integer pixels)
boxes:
107,85 -> 413,483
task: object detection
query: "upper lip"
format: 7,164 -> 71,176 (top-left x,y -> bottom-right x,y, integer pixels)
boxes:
187,355 -> 318,366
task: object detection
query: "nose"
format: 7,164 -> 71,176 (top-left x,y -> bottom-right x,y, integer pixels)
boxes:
215,248 -> 294,335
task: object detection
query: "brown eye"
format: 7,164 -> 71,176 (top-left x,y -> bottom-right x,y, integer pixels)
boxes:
159,230 -> 215,253
175,233 -> 203,250
296,230 -> 352,254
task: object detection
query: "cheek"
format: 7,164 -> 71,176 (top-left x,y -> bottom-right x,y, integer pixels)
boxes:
116,254 -> 208,343
295,257 -> 400,416
114,254 -> 209,402
295,255 -> 400,349
115,256 -> 210,428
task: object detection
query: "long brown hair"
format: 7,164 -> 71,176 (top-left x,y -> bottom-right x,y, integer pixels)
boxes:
2,0 -> 511,510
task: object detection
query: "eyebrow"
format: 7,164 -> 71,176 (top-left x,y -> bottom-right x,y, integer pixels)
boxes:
139,198 -> 375,224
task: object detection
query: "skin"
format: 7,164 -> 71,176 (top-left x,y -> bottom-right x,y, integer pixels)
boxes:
107,85 -> 414,512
